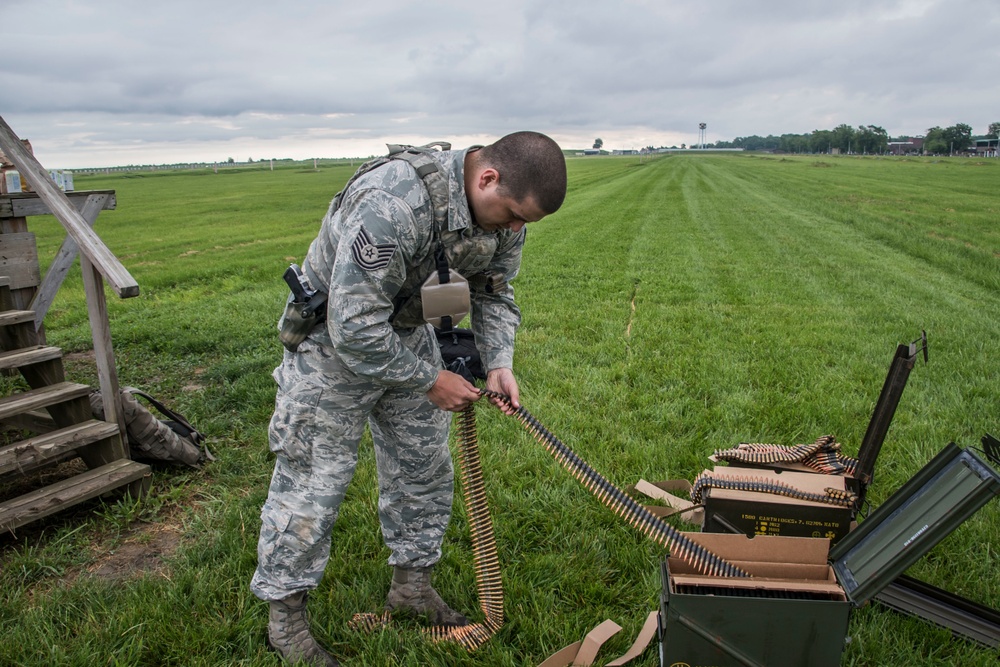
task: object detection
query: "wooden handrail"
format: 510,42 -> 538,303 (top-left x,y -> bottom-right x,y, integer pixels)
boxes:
0,115 -> 138,298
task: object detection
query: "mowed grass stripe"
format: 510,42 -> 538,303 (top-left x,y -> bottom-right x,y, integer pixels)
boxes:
728,155 -> 1000,292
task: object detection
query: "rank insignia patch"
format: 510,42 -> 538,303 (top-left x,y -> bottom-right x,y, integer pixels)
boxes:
351,226 -> 396,270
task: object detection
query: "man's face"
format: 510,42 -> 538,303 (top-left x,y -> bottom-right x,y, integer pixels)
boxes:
468,167 -> 547,233
473,190 -> 546,233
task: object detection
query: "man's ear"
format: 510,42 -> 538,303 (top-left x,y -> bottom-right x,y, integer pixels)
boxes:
477,167 -> 500,191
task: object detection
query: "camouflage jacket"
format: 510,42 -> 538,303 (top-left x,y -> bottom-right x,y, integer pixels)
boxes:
301,148 -> 524,393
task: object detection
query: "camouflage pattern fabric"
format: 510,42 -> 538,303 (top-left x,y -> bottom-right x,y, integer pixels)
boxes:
252,147 -> 523,602
251,331 -> 452,601
300,148 -> 524,376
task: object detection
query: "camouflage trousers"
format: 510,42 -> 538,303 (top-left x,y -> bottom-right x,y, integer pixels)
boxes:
250,326 -> 452,602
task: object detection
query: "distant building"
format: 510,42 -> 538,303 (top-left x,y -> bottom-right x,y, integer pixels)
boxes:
887,138 -> 924,155
974,138 -> 998,157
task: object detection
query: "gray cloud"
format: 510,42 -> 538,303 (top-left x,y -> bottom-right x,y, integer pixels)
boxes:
2,0 -> 998,167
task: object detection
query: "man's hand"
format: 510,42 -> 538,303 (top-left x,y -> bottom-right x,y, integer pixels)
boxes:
427,369 -> 482,412
486,368 -> 520,415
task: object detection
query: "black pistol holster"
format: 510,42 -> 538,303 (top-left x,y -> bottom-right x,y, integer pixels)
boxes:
279,264 -> 327,352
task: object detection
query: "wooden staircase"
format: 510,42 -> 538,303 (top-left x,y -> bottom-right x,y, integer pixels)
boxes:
0,279 -> 150,532
0,115 -> 151,534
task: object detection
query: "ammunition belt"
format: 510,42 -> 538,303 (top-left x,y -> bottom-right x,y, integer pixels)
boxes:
714,435 -> 859,476
480,390 -> 749,580
690,472 -> 858,508
349,404 -> 504,650
352,392 -> 750,652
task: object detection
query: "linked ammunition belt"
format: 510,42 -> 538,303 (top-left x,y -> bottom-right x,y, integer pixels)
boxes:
714,434 -> 860,476
352,392 -> 749,652
349,404 -> 503,650
482,390 -> 750,581
690,471 -> 858,508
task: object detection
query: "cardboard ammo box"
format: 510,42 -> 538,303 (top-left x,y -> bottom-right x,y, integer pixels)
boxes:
699,466 -> 854,541
658,443 -> 1000,667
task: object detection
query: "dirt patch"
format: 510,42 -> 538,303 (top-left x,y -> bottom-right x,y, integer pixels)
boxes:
85,521 -> 183,581
1,501 -> 188,601
182,366 -> 208,392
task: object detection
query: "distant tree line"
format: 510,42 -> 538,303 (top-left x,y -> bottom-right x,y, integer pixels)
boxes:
710,122 -> 999,154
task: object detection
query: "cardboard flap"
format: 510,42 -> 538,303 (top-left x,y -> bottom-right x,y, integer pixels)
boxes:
670,557 -> 834,581
682,531 -> 831,565
634,479 -> 705,526
537,641 -> 582,667
574,619 -> 622,665
605,612 -> 658,666
537,619 -> 622,667
672,573 -> 847,599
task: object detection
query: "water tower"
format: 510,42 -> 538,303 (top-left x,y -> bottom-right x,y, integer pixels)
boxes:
698,123 -> 707,150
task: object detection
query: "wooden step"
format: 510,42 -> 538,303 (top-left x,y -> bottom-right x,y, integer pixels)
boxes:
0,408 -> 57,435
0,419 -> 121,477
0,345 -> 62,371
0,381 -> 91,421
0,310 -> 35,327
0,458 -> 151,533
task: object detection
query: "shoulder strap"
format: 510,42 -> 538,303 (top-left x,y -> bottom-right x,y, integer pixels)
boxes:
331,142 -> 452,232
326,154 -> 391,218
324,142 -> 459,330
123,386 -> 205,445
385,142 -> 451,232
385,143 -> 461,331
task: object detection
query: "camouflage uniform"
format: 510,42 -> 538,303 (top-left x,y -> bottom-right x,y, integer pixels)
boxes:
251,148 -> 524,601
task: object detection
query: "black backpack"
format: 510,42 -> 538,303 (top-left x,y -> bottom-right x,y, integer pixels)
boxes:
435,328 -> 486,384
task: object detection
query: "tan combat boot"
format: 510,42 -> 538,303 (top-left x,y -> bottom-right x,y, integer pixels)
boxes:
384,566 -> 469,626
267,592 -> 339,667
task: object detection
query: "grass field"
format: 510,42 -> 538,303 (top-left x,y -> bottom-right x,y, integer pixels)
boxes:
1,153 -> 999,666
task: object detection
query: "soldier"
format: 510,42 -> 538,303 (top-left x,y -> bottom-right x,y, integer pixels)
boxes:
251,131 -> 568,666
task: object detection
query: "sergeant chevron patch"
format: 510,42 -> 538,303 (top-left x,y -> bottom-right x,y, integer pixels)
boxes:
351,226 -> 397,270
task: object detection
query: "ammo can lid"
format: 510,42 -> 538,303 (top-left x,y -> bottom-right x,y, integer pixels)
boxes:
830,443 -> 1000,606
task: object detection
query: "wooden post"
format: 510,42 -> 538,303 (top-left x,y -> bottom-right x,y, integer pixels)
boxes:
80,254 -> 127,457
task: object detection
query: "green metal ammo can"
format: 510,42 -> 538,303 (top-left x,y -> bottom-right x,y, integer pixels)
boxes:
658,442 -> 1000,667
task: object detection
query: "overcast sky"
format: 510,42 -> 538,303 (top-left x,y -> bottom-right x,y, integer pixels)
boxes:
2,0 -> 998,168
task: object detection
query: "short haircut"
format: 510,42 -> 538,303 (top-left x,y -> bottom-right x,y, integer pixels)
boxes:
478,131 -> 567,214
